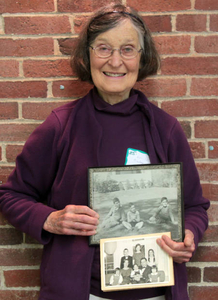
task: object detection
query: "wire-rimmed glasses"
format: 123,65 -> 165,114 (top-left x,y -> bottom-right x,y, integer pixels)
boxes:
89,45 -> 142,59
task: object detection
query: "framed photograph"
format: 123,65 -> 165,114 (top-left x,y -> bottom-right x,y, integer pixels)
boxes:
88,163 -> 184,245
100,232 -> 174,292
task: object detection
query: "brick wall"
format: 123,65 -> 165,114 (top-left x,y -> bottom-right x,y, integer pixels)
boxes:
0,0 -> 217,299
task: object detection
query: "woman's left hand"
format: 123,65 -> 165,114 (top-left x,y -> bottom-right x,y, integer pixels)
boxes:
156,229 -> 195,264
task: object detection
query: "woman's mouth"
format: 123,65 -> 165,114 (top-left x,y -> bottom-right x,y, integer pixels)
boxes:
103,72 -> 126,77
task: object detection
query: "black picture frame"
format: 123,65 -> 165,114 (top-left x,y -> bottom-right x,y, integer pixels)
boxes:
88,163 -> 184,245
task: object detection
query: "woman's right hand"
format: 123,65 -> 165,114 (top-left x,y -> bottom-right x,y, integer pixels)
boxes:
43,205 -> 99,236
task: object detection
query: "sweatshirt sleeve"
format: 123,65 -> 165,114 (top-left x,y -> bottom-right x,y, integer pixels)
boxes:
0,112 -> 61,244
168,120 -> 210,248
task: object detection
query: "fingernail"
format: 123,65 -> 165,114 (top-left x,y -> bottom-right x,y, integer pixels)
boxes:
157,239 -> 161,245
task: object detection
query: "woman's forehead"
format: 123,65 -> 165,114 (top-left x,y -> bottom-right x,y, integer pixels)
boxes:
93,19 -> 139,45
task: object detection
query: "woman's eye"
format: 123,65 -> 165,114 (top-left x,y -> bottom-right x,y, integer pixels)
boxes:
98,46 -> 111,52
122,46 -> 134,54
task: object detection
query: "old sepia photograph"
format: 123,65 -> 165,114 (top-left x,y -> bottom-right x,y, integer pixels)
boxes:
88,163 -> 184,245
100,232 -> 174,292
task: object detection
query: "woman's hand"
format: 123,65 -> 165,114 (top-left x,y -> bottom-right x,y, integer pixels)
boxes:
43,205 -> 99,236
156,229 -> 195,264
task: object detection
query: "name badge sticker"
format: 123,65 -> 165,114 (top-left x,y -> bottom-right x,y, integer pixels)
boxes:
125,148 -> 150,165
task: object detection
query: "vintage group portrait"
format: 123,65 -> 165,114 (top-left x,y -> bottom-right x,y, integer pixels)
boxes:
100,232 -> 174,292
88,163 -> 184,245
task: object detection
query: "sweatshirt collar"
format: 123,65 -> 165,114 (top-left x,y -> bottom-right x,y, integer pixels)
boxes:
92,87 -> 139,116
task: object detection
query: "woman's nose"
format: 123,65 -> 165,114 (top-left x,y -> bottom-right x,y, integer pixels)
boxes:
108,49 -> 123,67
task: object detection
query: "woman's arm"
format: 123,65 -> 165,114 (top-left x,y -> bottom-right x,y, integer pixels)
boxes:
157,121 -> 210,262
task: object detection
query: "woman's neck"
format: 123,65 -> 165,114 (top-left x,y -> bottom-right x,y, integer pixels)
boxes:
97,89 -> 130,105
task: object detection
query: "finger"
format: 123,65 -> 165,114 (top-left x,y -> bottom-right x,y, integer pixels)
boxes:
53,217 -> 98,235
67,205 -> 99,218
184,229 -> 195,248
161,235 -> 185,251
63,219 -> 98,231
157,238 -> 193,263
59,227 -> 97,236
63,211 -> 99,226
157,236 -> 194,259
162,234 -> 194,253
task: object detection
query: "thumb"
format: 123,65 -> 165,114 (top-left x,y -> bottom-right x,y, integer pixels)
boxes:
184,229 -> 194,247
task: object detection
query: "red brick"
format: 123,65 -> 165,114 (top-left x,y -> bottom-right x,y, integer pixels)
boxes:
5,16 -> 71,35
207,204 -> 218,223
0,228 -> 23,245
0,60 -> 19,78
23,59 -> 73,78
161,99 -> 218,117
154,36 -> 191,54
22,101 -> 70,120
187,266 -> 201,283
161,57 -> 218,75
195,36 -> 218,53
202,184 -> 218,201
0,290 -> 39,300
179,121 -> 191,139
142,15 -> 172,32
195,0 -> 218,10
58,38 -> 78,55
52,80 -> 93,98
0,124 -> 38,142
195,121 -> 218,138
0,248 -> 42,266
57,0 -> 116,12
192,246 -> 218,262
208,141 -> 218,159
210,15 -> 218,31
135,78 -> 187,97
204,267 -> 218,282
189,287 -> 218,300
127,0 -> 191,12
191,78 -> 218,96
4,269 -> 40,287
202,225 -> 218,242
74,16 -> 91,34
0,103 -> 18,119
0,81 -> 47,98
0,167 -> 14,185
0,0 -> 54,13
176,14 -> 207,32
25,234 -> 40,245
0,38 -> 54,57
189,142 -> 205,159
196,163 -> 218,182
6,145 -> 23,163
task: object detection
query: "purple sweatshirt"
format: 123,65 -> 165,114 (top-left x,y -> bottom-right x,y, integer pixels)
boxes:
0,88 -> 209,300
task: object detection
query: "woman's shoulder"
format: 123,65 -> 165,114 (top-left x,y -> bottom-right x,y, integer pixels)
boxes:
50,92 -> 91,129
149,100 -> 178,130
52,97 -> 84,120
134,89 -> 178,130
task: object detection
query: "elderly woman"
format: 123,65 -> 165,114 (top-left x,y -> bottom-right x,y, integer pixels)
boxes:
0,3 -> 209,300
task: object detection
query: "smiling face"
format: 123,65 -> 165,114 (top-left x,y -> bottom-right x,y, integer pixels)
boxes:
162,199 -> 168,207
89,19 -> 141,105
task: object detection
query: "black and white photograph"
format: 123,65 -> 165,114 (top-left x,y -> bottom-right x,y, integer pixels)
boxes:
100,232 -> 174,292
88,163 -> 184,245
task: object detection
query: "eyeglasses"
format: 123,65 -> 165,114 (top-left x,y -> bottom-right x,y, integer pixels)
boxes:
89,45 -> 142,59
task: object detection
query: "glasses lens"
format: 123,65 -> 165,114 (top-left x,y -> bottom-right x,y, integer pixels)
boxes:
95,46 -> 111,58
121,46 -> 137,58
